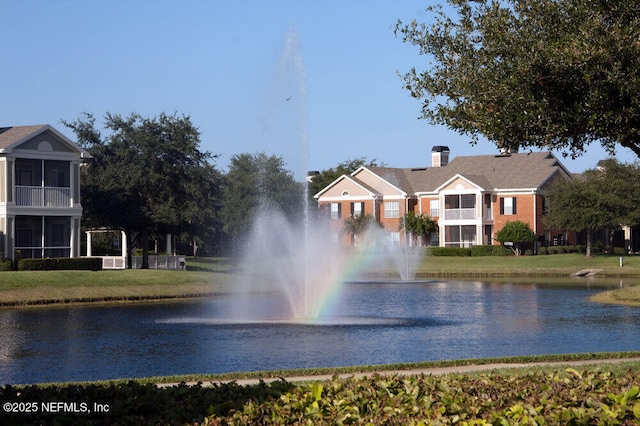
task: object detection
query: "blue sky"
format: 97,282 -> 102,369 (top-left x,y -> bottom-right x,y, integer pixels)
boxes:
1,0 -> 631,179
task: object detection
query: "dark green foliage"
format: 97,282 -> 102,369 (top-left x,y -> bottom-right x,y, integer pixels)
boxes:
64,112 -> 222,267
0,380 -> 296,426
470,245 -> 512,256
0,258 -> 14,271
215,369 -> 640,425
395,0 -> 640,159
4,368 -> 640,425
427,247 -> 472,257
546,160 -> 640,256
221,153 -> 302,241
427,244 -> 514,256
525,249 -> 533,256
400,211 -> 438,247
18,258 -> 102,271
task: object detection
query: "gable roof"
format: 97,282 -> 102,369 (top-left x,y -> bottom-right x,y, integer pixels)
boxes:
366,151 -> 568,195
0,124 -> 91,158
313,173 -> 378,199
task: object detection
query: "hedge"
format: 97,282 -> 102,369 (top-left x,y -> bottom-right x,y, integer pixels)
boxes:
425,246 -> 513,257
426,247 -> 472,256
470,245 -> 512,256
0,258 -> 14,271
18,257 -> 102,271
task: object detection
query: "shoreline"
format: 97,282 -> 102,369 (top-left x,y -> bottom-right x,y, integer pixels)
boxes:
2,273 -> 639,308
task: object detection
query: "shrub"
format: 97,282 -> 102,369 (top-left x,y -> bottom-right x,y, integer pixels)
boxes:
547,247 -> 557,255
18,257 -> 102,271
556,246 -> 566,254
538,246 -> 548,255
426,247 -> 472,256
576,244 -> 585,254
0,258 -> 14,271
469,245 -> 511,256
524,249 -> 533,256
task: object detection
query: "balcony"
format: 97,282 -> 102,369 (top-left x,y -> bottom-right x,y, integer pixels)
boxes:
444,208 -> 477,220
16,186 -> 72,207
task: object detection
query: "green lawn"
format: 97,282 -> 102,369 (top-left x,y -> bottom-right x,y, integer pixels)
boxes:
2,254 -> 640,306
411,252 -> 640,277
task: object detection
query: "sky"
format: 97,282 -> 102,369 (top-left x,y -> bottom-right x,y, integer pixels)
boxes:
1,0 -> 633,180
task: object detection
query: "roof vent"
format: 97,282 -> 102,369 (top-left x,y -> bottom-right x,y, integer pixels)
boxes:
431,146 -> 450,167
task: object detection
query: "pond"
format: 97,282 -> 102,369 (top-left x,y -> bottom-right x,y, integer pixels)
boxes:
1,279 -> 639,384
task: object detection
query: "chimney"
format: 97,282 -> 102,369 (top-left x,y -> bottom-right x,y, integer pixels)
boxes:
431,146 -> 450,167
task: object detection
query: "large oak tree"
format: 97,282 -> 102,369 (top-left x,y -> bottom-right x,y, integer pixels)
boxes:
544,159 -> 640,256
395,0 -> 640,159
64,112 -> 222,268
221,152 -> 302,250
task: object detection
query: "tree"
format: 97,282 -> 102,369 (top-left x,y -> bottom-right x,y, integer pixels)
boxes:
544,159 -> 640,256
342,214 -> 377,247
400,211 -> 437,246
222,153 -> 302,248
64,112 -> 222,268
494,221 -> 537,256
394,0 -> 640,159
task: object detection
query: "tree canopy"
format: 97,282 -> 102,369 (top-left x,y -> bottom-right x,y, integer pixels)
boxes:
400,212 -> 437,247
544,159 -> 640,255
394,0 -> 640,159
494,220 -> 537,256
64,112 -> 222,267
222,152 -> 302,245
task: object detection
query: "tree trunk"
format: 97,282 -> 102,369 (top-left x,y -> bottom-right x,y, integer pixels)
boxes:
141,228 -> 149,269
126,231 -> 134,269
586,229 -> 592,257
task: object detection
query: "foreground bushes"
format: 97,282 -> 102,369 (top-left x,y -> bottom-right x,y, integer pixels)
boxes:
3,367 -> 640,425
17,257 -> 102,271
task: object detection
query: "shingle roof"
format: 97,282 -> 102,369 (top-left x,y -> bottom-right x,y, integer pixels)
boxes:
367,151 -> 566,194
0,125 -> 48,149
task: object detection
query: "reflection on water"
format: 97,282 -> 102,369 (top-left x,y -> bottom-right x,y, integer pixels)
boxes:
0,279 -> 639,384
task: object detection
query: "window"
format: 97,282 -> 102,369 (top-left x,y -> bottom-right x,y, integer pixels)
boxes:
45,161 -> 70,187
351,202 -> 364,218
430,199 -> 439,217
444,225 -> 477,247
445,194 -> 476,209
461,194 -> 475,209
500,197 -> 517,215
384,201 -> 399,218
330,203 -> 341,219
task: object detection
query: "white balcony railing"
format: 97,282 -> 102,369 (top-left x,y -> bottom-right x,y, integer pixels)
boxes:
444,208 -> 477,220
15,186 -> 72,207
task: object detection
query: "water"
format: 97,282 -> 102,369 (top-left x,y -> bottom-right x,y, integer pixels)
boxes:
1,279 -> 639,384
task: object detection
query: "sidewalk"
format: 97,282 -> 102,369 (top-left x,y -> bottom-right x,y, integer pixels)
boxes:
157,357 -> 640,388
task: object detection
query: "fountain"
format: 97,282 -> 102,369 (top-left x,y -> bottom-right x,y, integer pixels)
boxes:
223,28 -> 425,324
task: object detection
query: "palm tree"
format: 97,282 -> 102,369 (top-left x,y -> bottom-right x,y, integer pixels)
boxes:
400,212 -> 438,246
343,214 -> 377,247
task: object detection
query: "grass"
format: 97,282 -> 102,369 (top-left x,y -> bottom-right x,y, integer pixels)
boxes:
3,253 -> 640,306
0,258 -> 235,306
26,351 -> 640,387
410,252 -> 640,277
